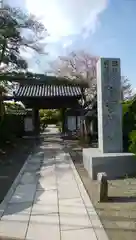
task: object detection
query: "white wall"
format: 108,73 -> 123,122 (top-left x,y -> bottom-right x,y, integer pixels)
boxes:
24,117 -> 34,132
67,116 -> 76,131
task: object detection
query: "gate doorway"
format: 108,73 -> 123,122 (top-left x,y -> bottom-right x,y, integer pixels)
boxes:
5,82 -> 84,136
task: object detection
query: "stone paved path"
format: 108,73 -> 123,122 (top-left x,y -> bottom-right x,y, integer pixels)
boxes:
0,125 -> 109,239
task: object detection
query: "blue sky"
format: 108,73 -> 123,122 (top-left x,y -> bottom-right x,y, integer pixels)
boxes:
90,0 -> 136,88
5,0 -> 136,88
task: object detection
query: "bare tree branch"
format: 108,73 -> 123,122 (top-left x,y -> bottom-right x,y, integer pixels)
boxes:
49,51 -> 133,102
49,51 -> 98,101
121,76 -> 133,100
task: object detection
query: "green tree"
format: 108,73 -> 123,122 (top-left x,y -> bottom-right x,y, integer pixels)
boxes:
0,5 -> 47,72
0,5 -> 47,119
39,109 -> 61,125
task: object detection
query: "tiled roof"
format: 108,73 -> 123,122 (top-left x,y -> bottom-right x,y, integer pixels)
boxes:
15,84 -> 82,97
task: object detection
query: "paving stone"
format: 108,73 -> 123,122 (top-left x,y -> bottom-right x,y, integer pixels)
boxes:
20,172 -> 39,185
60,212 -> 92,230
57,172 -> 75,182
56,162 -> 71,168
88,209 -> 99,216
56,171 -> 74,182
57,169 -> 76,180
42,156 -> 55,162
55,157 -> 66,162
59,197 -> 92,231
34,189 -> 57,205
82,192 -> 94,210
31,201 -> 58,215
94,229 -> 109,240
27,153 -> 44,164
37,176 -> 57,190
0,220 -> 28,239
9,184 -> 36,203
39,165 -> 55,177
30,212 -> 59,224
41,163 -> 55,169
61,228 -> 97,240
26,222 -> 60,240
25,163 -> 40,172
58,183 -> 80,199
59,198 -> 87,216
0,127 -> 109,240
89,215 -> 104,229
73,174 -> 94,209
91,219 -> 104,230
1,202 -> 31,222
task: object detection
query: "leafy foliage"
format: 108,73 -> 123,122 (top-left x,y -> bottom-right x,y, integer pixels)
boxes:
0,5 -> 47,72
123,98 -> 136,151
0,5 -> 47,120
0,101 -> 26,144
129,130 -> 136,155
0,114 -> 24,144
39,109 -> 61,124
4,101 -> 26,114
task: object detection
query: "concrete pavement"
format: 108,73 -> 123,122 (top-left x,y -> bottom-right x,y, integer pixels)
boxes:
0,125 -> 109,239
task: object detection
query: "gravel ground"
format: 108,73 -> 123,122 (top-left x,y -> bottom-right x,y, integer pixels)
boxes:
65,139 -> 136,240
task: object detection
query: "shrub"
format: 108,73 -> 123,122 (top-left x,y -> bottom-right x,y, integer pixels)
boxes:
123,99 -> 136,151
129,130 -> 136,154
0,114 -> 24,145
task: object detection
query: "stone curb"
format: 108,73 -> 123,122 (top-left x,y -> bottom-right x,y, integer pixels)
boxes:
66,152 -> 109,240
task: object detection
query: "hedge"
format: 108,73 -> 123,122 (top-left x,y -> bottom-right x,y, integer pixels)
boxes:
123,98 -> 136,152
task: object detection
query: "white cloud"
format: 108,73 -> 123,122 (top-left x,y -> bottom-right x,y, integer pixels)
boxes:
5,0 -> 27,9
132,88 -> 136,95
63,39 -> 73,49
20,47 -> 35,60
26,0 -> 108,43
5,0 -> 108,72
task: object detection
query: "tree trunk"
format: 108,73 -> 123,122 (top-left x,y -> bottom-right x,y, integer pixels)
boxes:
0,93 -> 5,122
0,39 -> 7,121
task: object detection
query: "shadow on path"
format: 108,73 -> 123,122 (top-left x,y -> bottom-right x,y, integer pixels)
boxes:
1,127 -> 70,217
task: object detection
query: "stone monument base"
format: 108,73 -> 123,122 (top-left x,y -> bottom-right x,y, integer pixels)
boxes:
83,148 -> 136,180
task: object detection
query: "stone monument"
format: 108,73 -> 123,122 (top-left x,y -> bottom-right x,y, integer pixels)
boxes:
83,58 -> 136,180
97,58 -> 123,153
